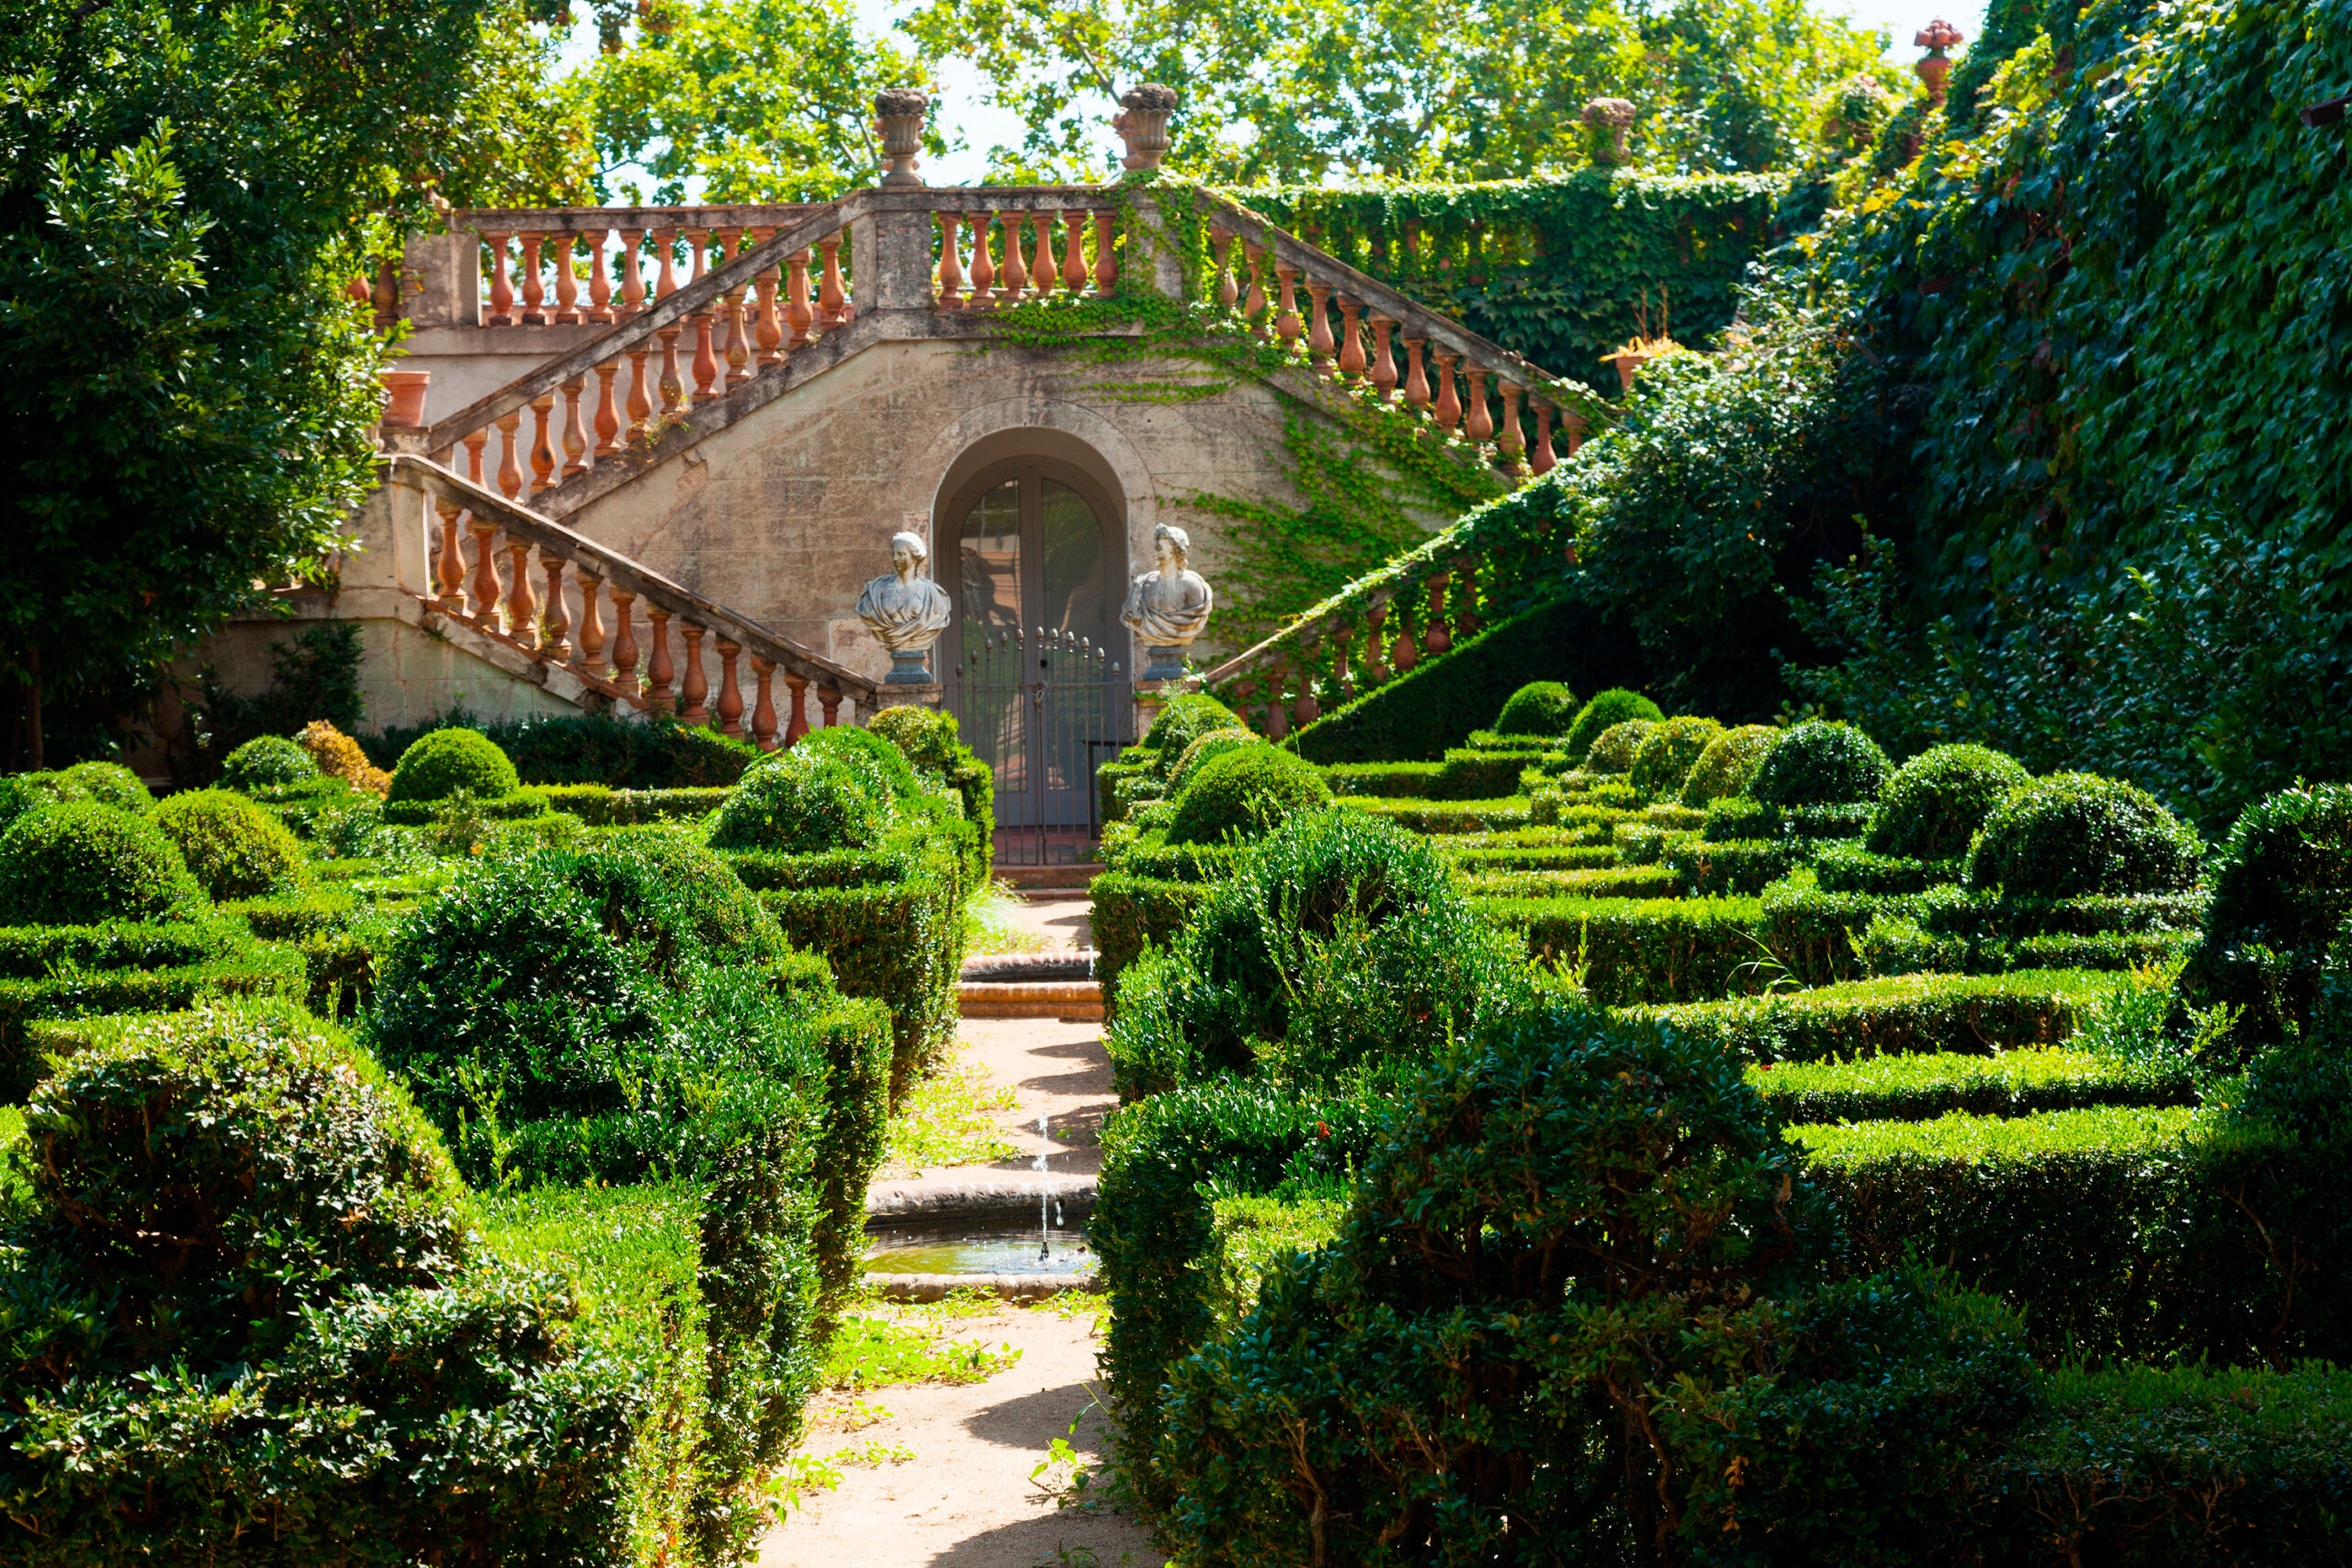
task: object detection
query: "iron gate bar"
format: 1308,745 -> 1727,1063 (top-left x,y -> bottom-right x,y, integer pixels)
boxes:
948,626 -> 1132,867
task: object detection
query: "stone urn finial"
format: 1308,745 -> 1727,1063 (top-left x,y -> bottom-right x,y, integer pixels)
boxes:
873,87 -> 930,187
1581,97 -> 1637,167
1120,524 -> 1214,681
1914,18 -> 1965,107
856,530 -> 953,682
1114,84 -> 1180,172
379,368 -> 431,429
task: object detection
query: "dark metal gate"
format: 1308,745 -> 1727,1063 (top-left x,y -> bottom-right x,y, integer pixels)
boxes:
948,626 -> 1132,867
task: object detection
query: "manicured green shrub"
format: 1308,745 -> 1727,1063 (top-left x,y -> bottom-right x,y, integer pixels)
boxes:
1747,1046 -> 2196,1122
1320,760 -> 1441,797
1702,794 -> 1777,841
219,734 -> 320,792
1813,840 -> 1963,894
1751,718 -> 1891,807
1089,872 -> 1211,1014
0,939 -> 309,1100
468,710 -> 759,787
1476,892 -> 1766,1006
1428,744 -> 1546,799
1200,1186 -> 1348,1337
1679,722 -> 1779,807
59,760 -> 152,811
534,782 -> 734,825
386,727 -> 520,804
1342,795 -> 1532,833
708,749 -> 886,853
152,788 -> 309,901
1665,836 -> 1800,896
1966,773 -> 2203,898
1492,680 -> 1578,736
1635,969 -> 2106,1064
1868,743 -> 2030,859
1113,839 -> 1250,884
0,772 -> 69,830
1165,727 -> 1260,797
1628,715 -> 1724,802
1758,872 -> 1918,986
1165,744 -> 1330,846
1581,716 -> 1656,773
1443,841 -> 1623,874
866,703 -> 994,852
1142,693 -> 1244,778
1455,863 -> 1680,899
0,803 -> 205,925
1563,686 -> 1664,759
792,722 -> 921,803
2186,784 -> 2352,1048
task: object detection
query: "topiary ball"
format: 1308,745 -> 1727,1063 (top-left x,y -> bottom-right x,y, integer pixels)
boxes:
388,728 -> 519,804
865,705 -> 963,775
59,761 -> 152,812
152,789 -> 311,901
1582,719 -> 1657,775
0,803 -> 208,924
707,750 -> 885,853
1166,745 -> 1331,845
1750,720 -> 1891,808
1494,682 -> 1579,737
1146,694 -> 1246,779
1680,725 -> 1780,807
1563,688 -> 1664,760
1868,745 -> 2030,861
786,724 -> 920,804
1167,728 -> 1260,798
0,773 -> 71,832
220,735 -> 321,793
566,826 -> 795,978
1964,773 -> 2203,898
2184,784 -> 2352,1048
1628,716 -> 1724,802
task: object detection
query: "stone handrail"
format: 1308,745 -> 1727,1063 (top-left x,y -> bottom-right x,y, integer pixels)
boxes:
381,451 -> 879,742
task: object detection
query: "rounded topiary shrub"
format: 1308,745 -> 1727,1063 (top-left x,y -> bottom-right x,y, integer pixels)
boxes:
1146,694 -> 1245,779
0,803 -> 206,925
1867,745 -> 2030,861
865,705 -> 961,774
567,826 -> 794,977
1628,716 -> 1724,802
220,736 -> 320,793
1563,688 -> 1664,760
298,720 -> 390,795
152,789 -> 310,901
786,724 -> 921,804
0,773 -> 70,831
1165,745 -> 1331,846
1582,719 -> 1657,775
387,728 -> 519,804
1680,725 -> 1780,807
707,750 -> 885,853
1750,720 -> 1891,808
2187,784 -> 2352,1047
1964,773 -> 2203,898
1167,728 -> 1260,798
1493,682 -> 1579,737
59,761 -> 152,812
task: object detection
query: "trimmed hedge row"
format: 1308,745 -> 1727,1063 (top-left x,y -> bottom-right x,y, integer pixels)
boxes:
1340,795 -> 1532,834
1321,761 -> 1440,797
1,939 -> 308,1099
1476,893 -> 1766,1005
1746,1046 -> 2198,1122
1090,872 -> 1213,1015
1636,969 -> 2109,1065
536,783 -> 735,824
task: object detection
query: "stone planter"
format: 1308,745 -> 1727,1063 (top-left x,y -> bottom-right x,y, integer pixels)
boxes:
873,87 -> 928,187
1114,84 -> 1178,171
1610,352 -> 1649,398
380,368 -> 431,428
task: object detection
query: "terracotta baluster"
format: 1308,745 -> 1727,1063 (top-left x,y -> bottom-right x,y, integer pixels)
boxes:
1242,244 -> 1268,336
583,229 -> 614,323
783,673 -> 810,746
750,658 -> 779,750
1563,407 -> 1588,456
687,226 -> 710,286
1464,367 -> 1493,446
494,411 -> 524,498
1498,382 -> 1527,475
1403,337 -> 1430,412
644,608 -> 675,713
461,428 -> 488,487
817,235 -> 846,327
817,687 -> 842,728
625,345 -> 654,440
1001,217 -> 1030,299
1453,557 -> 1480,637
1392,603 -> 1419,674
1530,400 -> 1557,476
1369,315 -> 1398,400
527,394 -> 558,492
468,518 -> 503,623
678,624 -> 709,722
1031,214 -> 1057,298
1062,211 -> 1091,294
593,363 -> 621,457
560,376 -> 590,477
786,250 -> 815,345
1422,572 -> 1451,654
1335,295 -> 1366,378
550,231 -> 580,324
718,230 -> 752,389
968,216 -> 997,304
504,535 -> 538,642
1363,603 -> 1391,684
1091,207 -> 1117,294
1211,229 -> 1238,308
539,552 -> 571,659
610,590 -> 641,697
936,212 -> 965,307
690,301 -> 721,403
617,228 -> 647,319
750,228 -> 783,365
483,231 -> 514,324
1262,673 -> 1288,741
651,227 -> 679,301
713,637 -> 745,737
1292,654 -> 1320,728
1305,282 -> 1334,371
576,570 -> 607,676
1272,265 -> 1302,347
434,499 -> 466,610
1432,352 -> 1462,434
518,231 -> 548,323
652,229 -> 685,413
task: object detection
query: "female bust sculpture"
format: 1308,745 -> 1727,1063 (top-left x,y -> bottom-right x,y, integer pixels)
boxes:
1121,524 -> 1214,679
856,530 -> 954,682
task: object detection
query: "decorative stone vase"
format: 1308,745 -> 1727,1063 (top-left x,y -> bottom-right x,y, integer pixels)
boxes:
1114,84 -> 1179,172
379,368 -> 431,428
1914,18 -> 1964,107
1581,97 -> 1636,167
1610,352 -> 1649,398
873,88 -> 929,187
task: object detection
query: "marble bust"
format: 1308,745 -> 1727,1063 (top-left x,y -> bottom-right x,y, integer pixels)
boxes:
856,530 -> 953,682
1121,524 -> 1214,680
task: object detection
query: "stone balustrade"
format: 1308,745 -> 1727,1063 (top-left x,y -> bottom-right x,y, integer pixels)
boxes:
380,451 -> 879,744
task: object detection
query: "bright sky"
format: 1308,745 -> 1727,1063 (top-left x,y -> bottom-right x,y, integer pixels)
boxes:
556,0 -> 1989,193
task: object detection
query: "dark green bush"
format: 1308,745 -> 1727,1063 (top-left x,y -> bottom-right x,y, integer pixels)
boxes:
1634,969 -> 2106,1066
1477,891 -> 1766,1005
708,750 -> 886,853
1143,694 -> 1244,778
219,734 -> 319,792
1665,835 -> 1800,896
0,937 -> 309,1100
1165,744 -> 1331,846
1751,718 -> 1891,807
1581,716 -> 1657,773
429,710 -> 759,787
1679,722 -> 1779,807
1868,743 -> 2030,860
1492,680 -> 1578,735
792,723 -> 921,803
1814,840 -> 1963,894
2186,784 -> 2352,1048
386,727 -> 520,804
1702,794 -> 1778,841
152,788 -> 309,900
1563,686 -> 1664,759
1746,1046 -> 2198,1122
1629,715 -> 1724,802
1165,727 -> 1260,797
1966,773 -> 2204,898
1319,761 -> 1442,797
0,803 -> 206,925
1090,872 -> 1211,1014
867,703 -> 994,852
59,761 -> 152,811
0,773 -> 70,830
1427,745 -> 1546,800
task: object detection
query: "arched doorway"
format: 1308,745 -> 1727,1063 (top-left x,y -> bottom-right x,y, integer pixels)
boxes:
941,456 -> 1129,853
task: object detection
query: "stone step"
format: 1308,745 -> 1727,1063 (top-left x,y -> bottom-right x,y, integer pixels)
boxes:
995,862 -> 1103,891
956,979 -> 1102,1021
